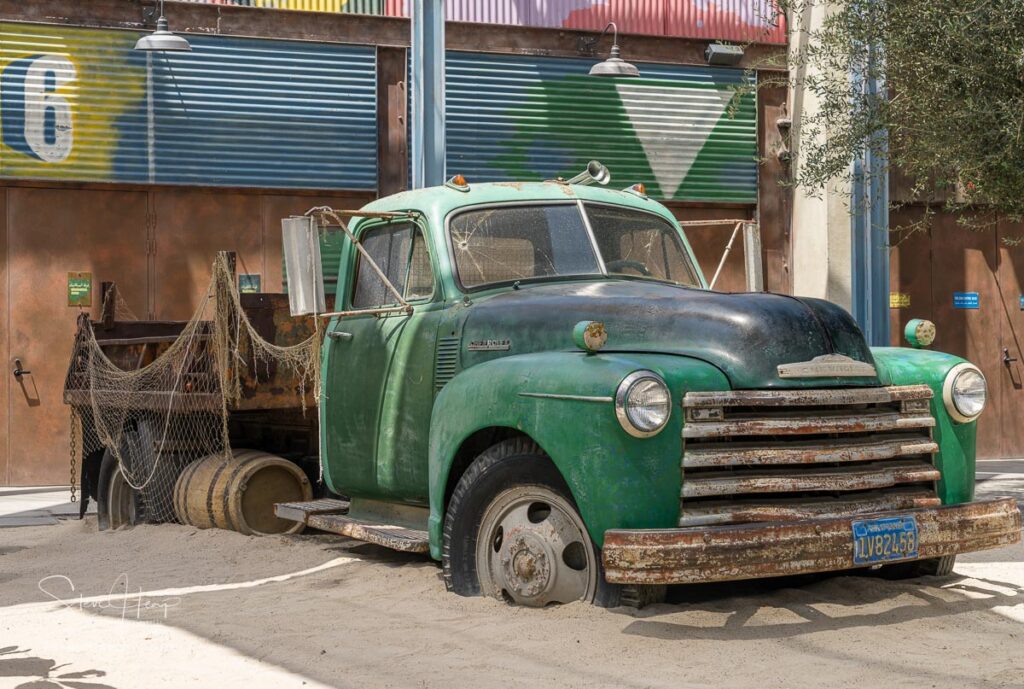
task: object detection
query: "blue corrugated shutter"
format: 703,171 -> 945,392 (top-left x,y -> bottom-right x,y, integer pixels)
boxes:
444,52 -> 757,203
0,23 -> 377,190
150,36 -> 377,188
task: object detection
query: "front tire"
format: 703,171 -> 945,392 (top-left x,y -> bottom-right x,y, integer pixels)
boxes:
443,438 -> 626,607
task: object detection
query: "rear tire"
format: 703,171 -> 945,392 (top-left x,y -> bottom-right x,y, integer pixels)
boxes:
442,438 -> 653,608
96,450 -> 143,530
880,555 -> 957,579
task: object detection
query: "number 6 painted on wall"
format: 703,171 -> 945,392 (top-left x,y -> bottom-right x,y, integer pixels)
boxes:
1,54 -> 76,163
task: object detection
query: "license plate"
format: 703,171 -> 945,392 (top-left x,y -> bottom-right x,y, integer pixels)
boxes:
852,515 -> 919,565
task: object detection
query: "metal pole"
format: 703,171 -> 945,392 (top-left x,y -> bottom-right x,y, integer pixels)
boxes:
411,0 -> 446,189
850,44 -> 889,346
867,43 -> 890,346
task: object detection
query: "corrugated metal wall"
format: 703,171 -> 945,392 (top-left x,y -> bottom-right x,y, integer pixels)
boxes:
0,23 -> 378,189
553,0 -> 665,38
149,36 -> 376,187
445,52 -> 757,203
386,0 -> 786,44
179,0 -> 384,11
666,1 -> 785,43
179,0 -> 786,44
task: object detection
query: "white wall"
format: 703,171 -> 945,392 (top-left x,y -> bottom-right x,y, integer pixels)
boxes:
787,1 -> 853,310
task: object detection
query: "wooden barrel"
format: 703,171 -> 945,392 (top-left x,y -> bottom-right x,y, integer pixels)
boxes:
173,449 -> 311,535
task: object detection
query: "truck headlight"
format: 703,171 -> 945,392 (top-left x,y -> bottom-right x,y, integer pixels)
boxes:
942,363 -> 987,423
615,371 -> 671,438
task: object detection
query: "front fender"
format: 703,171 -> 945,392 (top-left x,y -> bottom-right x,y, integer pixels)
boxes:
872,346 -> 978,504
427,351 -> 729,559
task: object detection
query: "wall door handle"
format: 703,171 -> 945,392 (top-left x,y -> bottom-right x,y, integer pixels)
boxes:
12,359 -> 30,379
328,331 -> 353,342
1003,348 -> 1018,365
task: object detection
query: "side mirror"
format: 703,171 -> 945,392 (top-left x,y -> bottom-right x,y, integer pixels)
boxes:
282,215 -> 326,316
742,222 -> 764,292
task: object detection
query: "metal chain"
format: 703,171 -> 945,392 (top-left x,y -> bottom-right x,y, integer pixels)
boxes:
69,410 -> 78,503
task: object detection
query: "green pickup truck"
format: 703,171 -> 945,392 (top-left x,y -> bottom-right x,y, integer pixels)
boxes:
276,171 -> 1020,607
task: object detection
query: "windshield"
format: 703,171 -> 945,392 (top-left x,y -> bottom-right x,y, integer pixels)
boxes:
449,202 -> 702,290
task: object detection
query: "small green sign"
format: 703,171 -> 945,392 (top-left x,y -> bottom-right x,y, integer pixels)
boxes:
67,272 -> 92,307
239,274 -> 261,294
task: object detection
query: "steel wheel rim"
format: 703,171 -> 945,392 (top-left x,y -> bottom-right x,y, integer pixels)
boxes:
476,485 -> 597,606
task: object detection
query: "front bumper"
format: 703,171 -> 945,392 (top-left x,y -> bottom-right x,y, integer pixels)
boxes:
602,498 -> 1021,585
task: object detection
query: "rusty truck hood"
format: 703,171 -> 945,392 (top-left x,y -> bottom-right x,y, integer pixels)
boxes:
460,279 -> 878,389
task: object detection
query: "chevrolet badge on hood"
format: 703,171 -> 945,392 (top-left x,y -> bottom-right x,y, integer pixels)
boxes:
777,354 -> 877,378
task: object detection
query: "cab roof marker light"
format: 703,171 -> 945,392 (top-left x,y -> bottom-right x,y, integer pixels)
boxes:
446,174 -> 470,192
623,183 -> 647,198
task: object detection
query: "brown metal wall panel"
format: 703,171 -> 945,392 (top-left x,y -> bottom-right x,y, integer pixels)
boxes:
888,210 -> 934,347
0,189 -> 7,484
927,211 -> 1002,459
376,46 -> 408,198
890,208 -> 1024,459
757,74 -> 790,294
151,191 -> 263,320
996,218 -> 1024,458
6,188 -> 149,485
669,206 -> 754,294
259,192 -> 374,294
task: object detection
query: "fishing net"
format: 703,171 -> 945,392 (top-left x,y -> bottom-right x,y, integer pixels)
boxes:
66,253 -> 322,524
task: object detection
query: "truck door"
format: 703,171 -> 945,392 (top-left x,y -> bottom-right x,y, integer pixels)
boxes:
321,219 -> 440,502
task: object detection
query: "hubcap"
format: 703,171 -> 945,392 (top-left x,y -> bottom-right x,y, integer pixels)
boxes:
476,486 -> 596,606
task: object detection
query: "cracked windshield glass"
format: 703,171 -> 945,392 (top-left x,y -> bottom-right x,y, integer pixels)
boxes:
450,203 -> 700,289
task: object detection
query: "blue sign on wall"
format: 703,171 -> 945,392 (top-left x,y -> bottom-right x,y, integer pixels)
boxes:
953,292 -> 980,309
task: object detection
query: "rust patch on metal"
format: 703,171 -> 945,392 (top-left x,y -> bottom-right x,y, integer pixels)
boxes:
680,384 -> 944,537
683,410 -> 935,438
682,460 -> 941,498
683,436 -> 938,468
683,384 -> 933,408
677,489 -> 941,527
305,513 -> 430,553
64,292 -> 328,413
603,498 -> 1021,585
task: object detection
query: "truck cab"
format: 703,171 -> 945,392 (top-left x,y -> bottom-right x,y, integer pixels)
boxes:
297,175 -> 1019,607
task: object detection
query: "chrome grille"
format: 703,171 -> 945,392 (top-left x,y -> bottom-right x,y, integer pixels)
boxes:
680,385 -> 939,527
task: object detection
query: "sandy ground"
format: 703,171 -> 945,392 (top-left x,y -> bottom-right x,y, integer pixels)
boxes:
1,459 -> 1022,689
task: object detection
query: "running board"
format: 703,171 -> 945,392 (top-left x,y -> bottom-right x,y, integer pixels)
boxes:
275,498 -> 350,522
274,499 -> 430,554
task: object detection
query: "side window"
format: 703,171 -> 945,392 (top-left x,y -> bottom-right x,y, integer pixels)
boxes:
351,223 -> 434,308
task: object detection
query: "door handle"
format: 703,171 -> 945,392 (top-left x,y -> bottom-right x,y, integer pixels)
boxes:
1003,348 -> 1018,365
12,359 -> 30,379
328,331 -> 353,342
